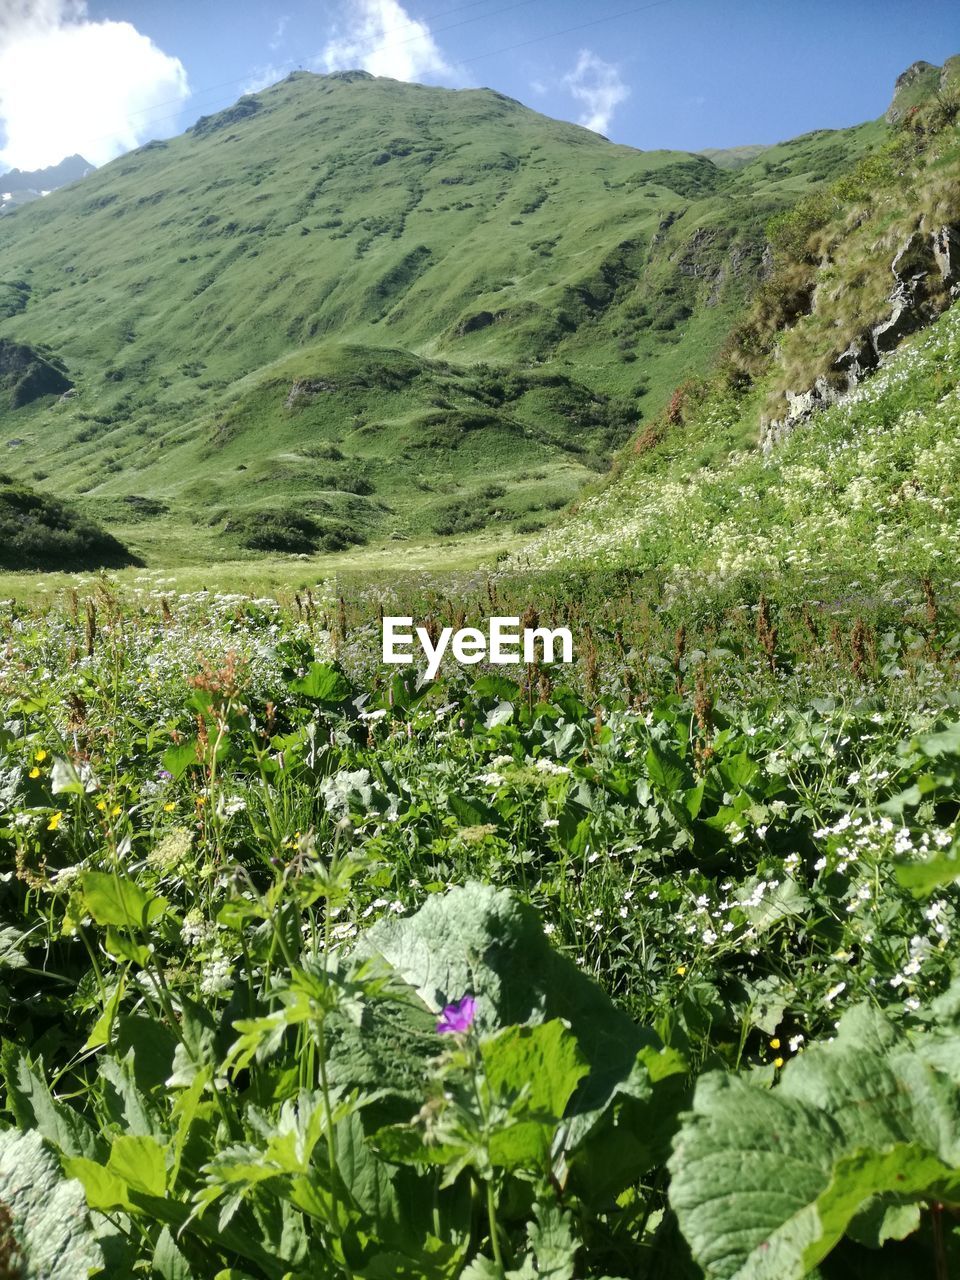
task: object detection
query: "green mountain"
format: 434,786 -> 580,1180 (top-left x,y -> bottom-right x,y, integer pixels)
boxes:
0,69 -> 887,566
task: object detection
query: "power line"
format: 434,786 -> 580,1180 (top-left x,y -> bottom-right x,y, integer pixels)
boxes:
459,0 -> 675,66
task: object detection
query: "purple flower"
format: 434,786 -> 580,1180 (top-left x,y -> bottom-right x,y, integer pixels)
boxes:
158,769 -> 173,782
436,994 -> 476,1035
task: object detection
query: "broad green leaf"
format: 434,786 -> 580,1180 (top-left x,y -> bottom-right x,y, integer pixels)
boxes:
289,662 -> 352,702
473,675 -> 521,701
162,740 -> 198,779
62,1154 -> 132,1211
915,724 -> 960,758
79,870 -> 167,929
0,1046 -> 100,1160
668,1003 -> 960,1279
564,1045 -> 689,1203
107,1134 -> 167,1197
354,883 -> 656,1114
484,700 -> 515,729
50,756 -> 92,794
0,1129 -> 103,1280
481,1020 -> 589,1169
0,923 -> 28,970
526,1200 -> 578,1279
449,793 -> 498,829
483,1021 -> 588,1120
104,925 -> 150,965
645,743 -> 687,794
152,1226 -> 195,1280
801,1144 -> 960,1268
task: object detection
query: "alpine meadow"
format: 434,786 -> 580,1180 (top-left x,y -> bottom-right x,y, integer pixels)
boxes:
2,24 -> 960,1280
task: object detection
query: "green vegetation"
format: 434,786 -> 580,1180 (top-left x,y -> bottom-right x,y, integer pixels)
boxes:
2,51 -> 960,1280
1,571 -> 959,1277
0,70 -> 885,563
0,473 -> 136,571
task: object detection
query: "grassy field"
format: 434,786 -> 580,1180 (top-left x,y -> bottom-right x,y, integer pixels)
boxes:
0,526 -> 524,602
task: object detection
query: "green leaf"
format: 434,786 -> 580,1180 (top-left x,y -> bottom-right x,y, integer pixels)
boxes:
449,794 -> 498,829
565,1045 -> 689,1203
481,1020 -> 589,1169
0,923 -> 28,970
50,757 -> 90,795
1,1046 -> 100,1160
152,1226 -> 195,1280
645,743 -> 687,794
473,675 -> 521,701
162,740 -> 198,780
63,1154 -> 132,1210
483,1021 -> 587,1119
354,883 -> 656,1115
0,1129 -> 103,1280
668,1003 -> 960,1279
84,977 -> 126,1050
289,662 -> 353,703
896,845 -> 960,896
107,1134 -> 167,1197
484,700 -> 515,729
79,870 -> 167,930
526,1200 -> 578,1279
801,1144 -> 960,1268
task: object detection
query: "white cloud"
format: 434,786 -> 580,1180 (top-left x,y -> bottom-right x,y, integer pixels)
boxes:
269,15 -> 290,52
563,49 -> 630,136
0,1 -> 189,171
243,63 -> 291,96
319,0 -> 453,83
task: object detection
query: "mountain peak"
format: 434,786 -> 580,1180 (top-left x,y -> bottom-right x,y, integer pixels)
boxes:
886,55 -> 958,123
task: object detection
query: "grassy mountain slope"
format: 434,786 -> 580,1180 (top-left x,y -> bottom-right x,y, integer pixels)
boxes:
0,71 -> 884,564
515,81 -> 960,588
513,298 -> 960,590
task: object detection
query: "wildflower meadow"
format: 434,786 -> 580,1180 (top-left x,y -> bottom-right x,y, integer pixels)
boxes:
0,564 -> 958,1279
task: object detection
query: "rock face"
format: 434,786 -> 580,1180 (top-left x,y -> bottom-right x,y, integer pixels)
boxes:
761,221 -> 960,452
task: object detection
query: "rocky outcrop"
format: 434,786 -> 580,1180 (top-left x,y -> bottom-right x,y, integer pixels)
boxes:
885,60 -> 942,125
284,378 -> 337,409
761,221 -> 960,451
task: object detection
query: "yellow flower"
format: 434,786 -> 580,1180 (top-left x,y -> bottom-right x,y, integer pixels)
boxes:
770,1037 -> 781,1050
47,811 -> 63,832
164,802 -> 176,813
675,965 -> 687,977
773,1057 -> 785,1070
34,749 -> 47,762
96,799 -> 107,812
29,767 -> 41,779
111,805 -> 122,817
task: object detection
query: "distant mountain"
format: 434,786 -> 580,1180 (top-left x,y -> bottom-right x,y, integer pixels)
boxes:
0,154 -> 94,214
0,70 -> 896,564
699,145 -> 771,171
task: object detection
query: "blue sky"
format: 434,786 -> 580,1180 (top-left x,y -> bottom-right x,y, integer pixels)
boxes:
1,1 -> 959,171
